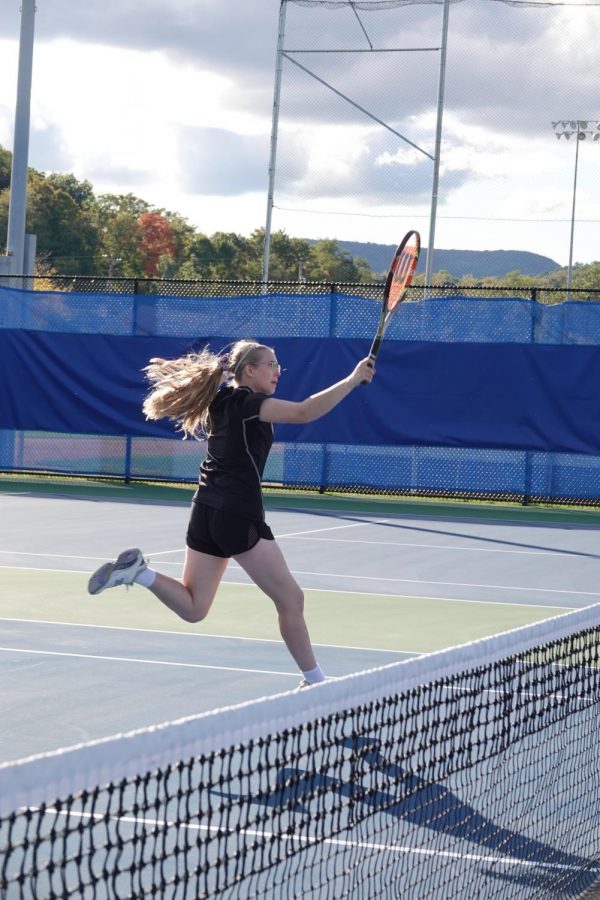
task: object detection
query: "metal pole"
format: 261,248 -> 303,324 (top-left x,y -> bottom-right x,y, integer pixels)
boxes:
424,0 -> 450,292
6,0 -> 37,276
263,0 -> 287,287
566,127 -> 581,299
552,119 -> 599,298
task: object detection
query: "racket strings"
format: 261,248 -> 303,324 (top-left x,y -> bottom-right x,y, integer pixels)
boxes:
387,247 -> 418,310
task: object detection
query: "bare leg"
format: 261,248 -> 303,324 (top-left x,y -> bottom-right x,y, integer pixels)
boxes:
146,547 -> 228,623
234,539 -> 318,673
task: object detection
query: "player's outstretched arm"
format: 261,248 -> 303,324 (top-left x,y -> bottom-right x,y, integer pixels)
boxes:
259,357 -> 374,425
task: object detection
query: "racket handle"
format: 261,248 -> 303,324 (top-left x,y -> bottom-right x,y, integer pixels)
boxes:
361,353 -> 376,385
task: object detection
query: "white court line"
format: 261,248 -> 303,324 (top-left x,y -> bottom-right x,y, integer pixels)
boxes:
0,646 -> 297,678
0,550 -> 184,562
295,570 -> 600,597
226,563 -> 600,598
35,808 -> 597,876
0,521 -> 364,564
1,525 -> 594,563
225,584 -> 572,611
280,535 -> 592,558
0,618 -> 410,655
0,565 -> 95,574
275,522 -> 368,538
0,563 -> 590,602
143,548 -> 184,558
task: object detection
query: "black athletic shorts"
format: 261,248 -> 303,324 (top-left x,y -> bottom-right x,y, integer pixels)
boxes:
186,501 -> 274,558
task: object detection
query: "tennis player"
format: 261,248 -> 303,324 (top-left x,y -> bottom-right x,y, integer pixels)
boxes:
88,340 -> 375,687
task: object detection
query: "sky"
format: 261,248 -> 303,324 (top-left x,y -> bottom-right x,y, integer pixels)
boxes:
0,0 -> 599,268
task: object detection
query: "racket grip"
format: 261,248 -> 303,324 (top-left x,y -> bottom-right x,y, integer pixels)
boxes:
361,354 -> 376,385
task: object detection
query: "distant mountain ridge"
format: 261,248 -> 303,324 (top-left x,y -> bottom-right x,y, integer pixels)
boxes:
331,240 -> 560,278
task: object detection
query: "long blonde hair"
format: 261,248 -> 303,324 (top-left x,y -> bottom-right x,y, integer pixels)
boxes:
142,339 -> 272,438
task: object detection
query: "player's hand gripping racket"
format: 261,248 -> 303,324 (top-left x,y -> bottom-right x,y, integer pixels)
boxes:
363,230 -> 421,381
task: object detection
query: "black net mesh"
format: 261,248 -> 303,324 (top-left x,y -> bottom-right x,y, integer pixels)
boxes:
2,607 -> 600,898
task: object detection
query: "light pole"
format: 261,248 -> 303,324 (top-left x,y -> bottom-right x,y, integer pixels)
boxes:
425,0 -> 451,291
551,119 -> 600,297
5,0 -> 37,277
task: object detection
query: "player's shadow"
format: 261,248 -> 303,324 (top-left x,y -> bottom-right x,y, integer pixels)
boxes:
220,733 -> 597,896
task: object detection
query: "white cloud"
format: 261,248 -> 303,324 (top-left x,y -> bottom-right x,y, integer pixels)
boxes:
177,126 -> 271,196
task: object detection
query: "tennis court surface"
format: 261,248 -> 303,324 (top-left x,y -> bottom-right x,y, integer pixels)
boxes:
2,478 -> 600,897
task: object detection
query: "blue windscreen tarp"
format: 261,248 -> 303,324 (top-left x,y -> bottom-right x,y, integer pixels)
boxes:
2,328 -> 600,455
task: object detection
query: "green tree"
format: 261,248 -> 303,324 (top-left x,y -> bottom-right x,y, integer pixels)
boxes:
304,238 -> 369,282
0,189 -> 9,248
98,210 -> 143,277
540,268 -> 567,289
185,233 -> 219,278
92,193 -> 153,277
247,228 -> 312,281
429,269 -> 458,287
0,151 -> 100,272
571,262 -> 600,291
353,255 -> 374,282
157,212 -> 198,278
95,193 -> 150,220
0,146 -> 11,192
46,172 -> 95,208
21,175 -> 100,274
204,232 -> 254,279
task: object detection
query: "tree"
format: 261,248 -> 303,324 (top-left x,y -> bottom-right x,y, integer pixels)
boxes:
0,189 -> 9,248
185,233 -> 219,278
353,256 -> 374,283
95,193 -> 150,219
92,193 -> 152,277
157,212 -> 198,278
571,262 -> 600,291
137,211 -> 176,277
98,210 -> 143,278
46,172 -> 95,208
0,146 -> 11,192
305,238 -> 369,283
429,269 -> 458,287
206,232 -> 254,279
247,229 -> 312,281
21,175 -> 100,275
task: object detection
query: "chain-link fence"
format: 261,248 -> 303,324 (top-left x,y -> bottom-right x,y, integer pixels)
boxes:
2,278 -> 600,505
1,273 -> 599,305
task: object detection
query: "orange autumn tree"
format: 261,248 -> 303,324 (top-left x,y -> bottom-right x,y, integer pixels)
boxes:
137,211 -> 176,276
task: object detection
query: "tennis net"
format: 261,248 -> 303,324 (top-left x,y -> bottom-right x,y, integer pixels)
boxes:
2,605 -> 600,899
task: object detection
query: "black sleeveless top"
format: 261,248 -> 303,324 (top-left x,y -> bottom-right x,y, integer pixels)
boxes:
194,385 -> 274,520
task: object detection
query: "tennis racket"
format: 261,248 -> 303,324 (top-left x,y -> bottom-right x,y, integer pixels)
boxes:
365,230 -> 420,375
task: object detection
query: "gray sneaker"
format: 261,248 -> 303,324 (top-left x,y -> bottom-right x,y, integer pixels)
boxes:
87,548 -> 147,595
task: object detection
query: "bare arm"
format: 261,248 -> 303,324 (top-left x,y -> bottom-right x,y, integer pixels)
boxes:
259,357 -> 375,425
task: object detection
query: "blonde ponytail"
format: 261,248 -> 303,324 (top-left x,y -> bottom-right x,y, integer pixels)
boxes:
142,347 -> 224,438
142,339 -> 274,438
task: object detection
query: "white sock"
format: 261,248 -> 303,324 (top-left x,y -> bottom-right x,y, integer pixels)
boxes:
302,664 -> 326,685
134,567 -> 157,588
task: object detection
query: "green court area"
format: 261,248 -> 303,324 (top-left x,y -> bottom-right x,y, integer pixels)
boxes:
0,567 -> 570,655
1,472 -> 596,659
